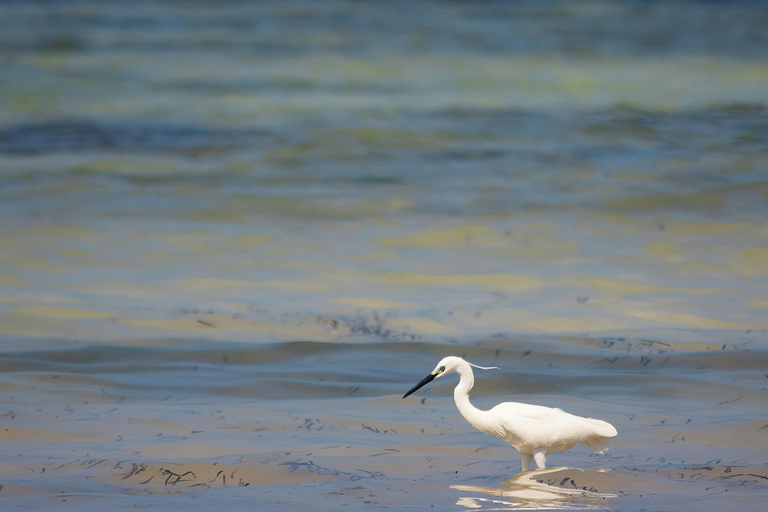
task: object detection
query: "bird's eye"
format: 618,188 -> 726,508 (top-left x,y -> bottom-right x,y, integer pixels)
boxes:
439,366 -> 446,372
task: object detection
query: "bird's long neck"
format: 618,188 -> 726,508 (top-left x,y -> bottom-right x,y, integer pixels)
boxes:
453,365 -> 488,431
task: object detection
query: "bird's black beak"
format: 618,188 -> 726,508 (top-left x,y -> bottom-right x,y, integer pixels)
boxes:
403,372 -> 436,399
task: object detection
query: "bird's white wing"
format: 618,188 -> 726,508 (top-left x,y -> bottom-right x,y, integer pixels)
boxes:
489,402 -> 617,454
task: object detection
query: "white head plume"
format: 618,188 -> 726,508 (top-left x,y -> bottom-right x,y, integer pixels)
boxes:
467,362 -> 499,371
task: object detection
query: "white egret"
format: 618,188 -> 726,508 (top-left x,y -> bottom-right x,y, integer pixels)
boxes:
403,356 -> 617,471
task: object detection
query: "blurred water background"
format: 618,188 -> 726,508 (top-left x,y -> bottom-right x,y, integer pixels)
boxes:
1,1 -> 767,510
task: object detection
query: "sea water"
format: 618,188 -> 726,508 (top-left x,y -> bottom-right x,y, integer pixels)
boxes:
1,1 -> 767,510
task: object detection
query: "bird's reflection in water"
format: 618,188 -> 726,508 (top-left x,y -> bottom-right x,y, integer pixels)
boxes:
451,467 -> 618,510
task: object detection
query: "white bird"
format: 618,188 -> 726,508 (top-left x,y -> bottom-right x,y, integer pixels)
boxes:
403,356 -> 617,471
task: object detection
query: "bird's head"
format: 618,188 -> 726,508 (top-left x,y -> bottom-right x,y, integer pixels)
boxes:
431,356 -> 464,379
402,356 -> 498,399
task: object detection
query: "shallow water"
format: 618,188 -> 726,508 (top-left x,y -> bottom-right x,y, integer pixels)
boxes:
1,1 -> 768,510
1,340 -> 767,510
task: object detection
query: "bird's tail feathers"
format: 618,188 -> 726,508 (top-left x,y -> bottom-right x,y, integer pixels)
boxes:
580,418 -> 617,454
590,419 -> 617,437
582,436 -> 613,454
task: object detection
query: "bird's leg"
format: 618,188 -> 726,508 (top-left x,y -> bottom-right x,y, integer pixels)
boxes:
520,453 -> 532,472
533,451 -> 547,469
